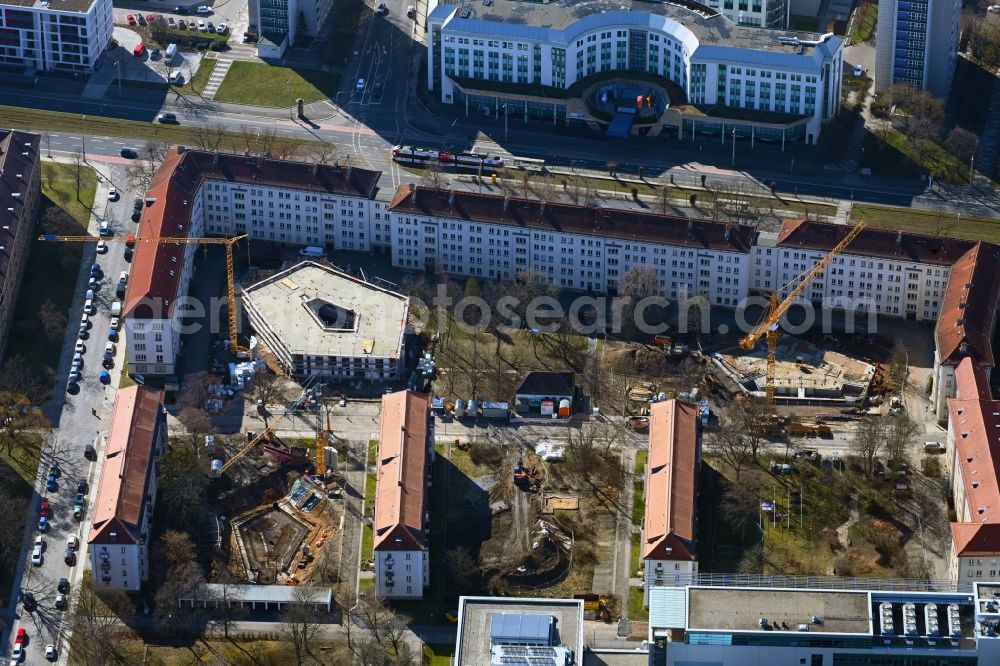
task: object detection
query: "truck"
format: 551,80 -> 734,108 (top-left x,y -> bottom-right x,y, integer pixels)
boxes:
165,43 -> 177,63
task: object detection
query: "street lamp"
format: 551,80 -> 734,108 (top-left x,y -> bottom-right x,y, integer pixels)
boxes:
287,80 -> 293,120
730,128 -> 736,168
503,103 -> 509,143
970,154 -> 975,187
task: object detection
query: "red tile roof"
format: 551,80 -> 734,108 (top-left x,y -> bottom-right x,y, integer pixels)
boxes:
374,390 -> 431,551
776,219 -> 975,265
642,399 -> 699,561
955,357 -> 992,401
124,147 -> 382,319
388,184 -> 755,252
952,523 -> 1000,557
89,386 -> 165,545
935,243 -> 1000,367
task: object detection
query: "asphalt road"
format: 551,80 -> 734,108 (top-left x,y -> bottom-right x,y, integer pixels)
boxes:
6,161 -> 137,666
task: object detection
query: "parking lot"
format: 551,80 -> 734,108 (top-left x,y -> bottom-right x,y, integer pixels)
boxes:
7,159 -> 141,665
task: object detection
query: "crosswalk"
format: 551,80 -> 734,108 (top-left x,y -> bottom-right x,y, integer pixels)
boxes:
201,58 -> 233,100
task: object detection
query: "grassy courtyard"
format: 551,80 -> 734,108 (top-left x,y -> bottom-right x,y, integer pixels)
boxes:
214,62 -> 341,107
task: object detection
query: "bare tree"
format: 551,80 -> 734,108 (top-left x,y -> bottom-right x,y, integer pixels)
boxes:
944,127 -> 980,166
38,300 -> 66,342
0,483 -> 27,574
309,141 -> 348,165
964,13 -> 1000,70
884,412 -> 920,463
618,265 -> 661,335
207,568 -> 247,639
421,161 -> 447,189
271,139 -> 301,161
192,124 -> 227,152
149,14 -> 169,41
518,168 -> 533,196
281,587 -> 323,665
0,392 -> 48,461
247,370 -> 286,427
154,530 -> 207,633
850,417 -> 884,478
70,579 -> 132,666
709,418 -> 755,481
706,181 -> 775,229
886,84 -> 944,132
738,395 -> 772,462
71,151 -> 84,199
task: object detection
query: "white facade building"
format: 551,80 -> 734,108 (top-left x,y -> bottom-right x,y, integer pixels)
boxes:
249,0 -> 333,58
88,386 -> 166,592
874,0 -> 960,99
0,0 -> 113,74
387,185 -> 755,305
427,1 -> 842,143
123,147 -> 384,378
702,0 -> 789,28
242,261 -> 409,380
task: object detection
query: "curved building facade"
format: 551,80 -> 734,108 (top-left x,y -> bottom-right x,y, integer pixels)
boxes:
426,0 -> 843,144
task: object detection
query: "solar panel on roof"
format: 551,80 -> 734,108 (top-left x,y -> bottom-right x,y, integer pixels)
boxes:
527,658 -> 556,666
504,647 -> 529,656
528,647 -> 556,657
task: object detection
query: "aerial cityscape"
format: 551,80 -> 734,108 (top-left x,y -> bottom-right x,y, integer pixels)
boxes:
0,0 -> 998,662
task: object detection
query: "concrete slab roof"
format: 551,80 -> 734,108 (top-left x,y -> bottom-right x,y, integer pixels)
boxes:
687,587 -> 871,634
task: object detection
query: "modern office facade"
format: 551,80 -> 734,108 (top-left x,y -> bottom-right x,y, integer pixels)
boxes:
426,0 -> 843,144
702,0 -> 789,28
250,0 -> 333,58
0,0 -> 113,73
647,582 -> 1000,665
874,0 -> 960,98
0,130 -> 40,362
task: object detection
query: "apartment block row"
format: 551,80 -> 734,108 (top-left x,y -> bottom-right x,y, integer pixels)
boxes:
0,0 -> 113,74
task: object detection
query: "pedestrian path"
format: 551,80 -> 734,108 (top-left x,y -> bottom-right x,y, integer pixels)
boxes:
201,58 -> 233,100
834,198 -> 853,225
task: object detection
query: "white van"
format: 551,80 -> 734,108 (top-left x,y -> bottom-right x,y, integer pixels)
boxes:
165,43 -> 178,63
298,245 -> 324,258
111,301 -> 122,317
84,299 -> 94,315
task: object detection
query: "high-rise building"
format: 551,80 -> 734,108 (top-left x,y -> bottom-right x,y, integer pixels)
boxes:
874,0 -> 960,98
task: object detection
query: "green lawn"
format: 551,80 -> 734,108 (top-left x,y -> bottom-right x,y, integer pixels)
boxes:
632,481 -> 645,525
851,204 -> 1000,241
0,105 -> 311,156
362,523 -> 373,562
444,446 -> 490,478
630,532 -> 642,574
628,587 -> 649,621
862,129 -> 976,184
4,162 -> 96,383
214,61 -> 341,107
854,0 -> 878,43
634,449 -> 647,475
424,643 -> 456,666
119,358 -> 135,389
368,439 -> 379,464
179,57 -> 217,96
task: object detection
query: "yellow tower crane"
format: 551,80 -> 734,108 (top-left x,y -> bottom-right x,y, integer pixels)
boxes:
218,410 -> 291,474
39,234 -> 248,354
738,221 -> 867,404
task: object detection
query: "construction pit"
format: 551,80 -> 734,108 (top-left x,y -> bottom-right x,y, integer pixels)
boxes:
218,464 -> 344,585
714,337 -> 875,404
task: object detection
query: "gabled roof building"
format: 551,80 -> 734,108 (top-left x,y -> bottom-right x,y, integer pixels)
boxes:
373,390 -> 433,598
88,385 -> 166,591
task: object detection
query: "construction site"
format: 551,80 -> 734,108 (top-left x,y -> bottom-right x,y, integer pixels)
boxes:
714,337 -> 876,404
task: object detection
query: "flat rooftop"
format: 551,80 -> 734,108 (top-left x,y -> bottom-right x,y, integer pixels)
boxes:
0,0 -> 96,12
434,0 -> 842,55
687,587 -> 871,634
243,261 -> 408,359
457,598 -> 583,666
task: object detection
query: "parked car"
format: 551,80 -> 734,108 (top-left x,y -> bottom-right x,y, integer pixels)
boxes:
99,370 -> 111,385
40,500 -> 50,517
12,643 -> 23,661
85,443 -> 96,460
136,13 -> 147,25
157,112 -> 178,123
853,64 -> 863,76
38,516 -> 48,532
107,186 -> 118,201
151,48 -> 161,60
45,475 -> 56,492
126,13 -> 136,24
67,534 -> 79,550
197,19 -> 207,30
96,240 -> 108,253
177,18 -> 187,29
64,548 -> 75,565
108,328 -> 119,343
57,578 -> 69,594
216,22 -> 228,33
77,478 -> 88,494
46,644 -> 57,660
54,593 -> 65,609
355,78 -> 365,90
167,16 -> 176,25
48,463 -> 60,478
120,147 -> 137,159
133,43 -> 146,58
31,545 -> 42,566
375,2 -> 387,12
15,629 -> 26,645
196,5 -> 211,13
145,13 -> 155,22
169,71 -> 185,84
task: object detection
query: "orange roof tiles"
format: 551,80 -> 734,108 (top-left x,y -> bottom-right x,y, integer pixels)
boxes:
776,219 -> 975,265
89,385 -> 165,545
642,399 -> 699,561
373,390 -> 431,551
123,147 -> 382,319
935,243 -> 1000,367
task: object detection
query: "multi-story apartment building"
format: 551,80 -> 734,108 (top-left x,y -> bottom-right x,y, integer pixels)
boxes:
0,130 -> 40,361
242,261 -> 409,381
753,220 -> 968,323
931,242 -> 1000,422
874,0 -> 960,98
88,385 -> 166,592
249,0 -> 333,58
123,147 -> 383,378
948,358 -> 1000,583
641,399 -> 700,606
647,581 -> 1000,665
373,390 -> 433,599
387,185 -> 755,306
0,0 -> 113,74
427,1 -> 843,144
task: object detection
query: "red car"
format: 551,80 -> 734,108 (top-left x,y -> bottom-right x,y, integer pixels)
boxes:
15,628 -> 26,644
133,43 -> 146,57
126,13 -> 136,25
40,500 -> 50,516
146,14 -> 155,22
